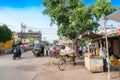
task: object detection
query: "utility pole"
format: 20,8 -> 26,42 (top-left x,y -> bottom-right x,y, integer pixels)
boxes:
101,14 -> 110,79
21,23 -> 26,52
38,31 -> 42,43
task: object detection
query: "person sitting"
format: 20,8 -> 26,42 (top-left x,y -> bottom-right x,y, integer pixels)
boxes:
65,44 -> 76,56
51,47 -> 57,57
65,44 -> 76,65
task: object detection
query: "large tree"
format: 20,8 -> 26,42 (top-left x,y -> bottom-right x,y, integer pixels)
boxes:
0,24 -> 12,54
0,24 -> 12,42
43,0 -> 118,51
43,0 -> 98,50
43,0 -> 97,38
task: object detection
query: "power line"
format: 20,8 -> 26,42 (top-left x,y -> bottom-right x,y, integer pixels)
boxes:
27,26 -> 57,30
0,22 -> 57,30
0,9 -> 58,34
0,12 -> 15,23
0,10 -> 22,24
0,23 -> 21,32
0,23 -> 58,33
0,23 -> 20,27
42,33 -> 57,35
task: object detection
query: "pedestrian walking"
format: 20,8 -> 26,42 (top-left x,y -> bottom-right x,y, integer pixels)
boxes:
45,46 -> 49,56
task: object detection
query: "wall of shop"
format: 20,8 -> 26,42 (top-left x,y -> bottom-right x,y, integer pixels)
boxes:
113,39 -> 119,55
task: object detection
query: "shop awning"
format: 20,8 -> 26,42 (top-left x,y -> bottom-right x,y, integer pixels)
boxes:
107,10 -> 120,22
81,31 -> 103,39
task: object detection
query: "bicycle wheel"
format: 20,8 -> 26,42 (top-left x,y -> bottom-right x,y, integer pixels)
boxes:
58,59 -> 66,71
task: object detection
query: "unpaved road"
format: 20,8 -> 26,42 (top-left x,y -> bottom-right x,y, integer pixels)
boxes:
0,51 -> 120,80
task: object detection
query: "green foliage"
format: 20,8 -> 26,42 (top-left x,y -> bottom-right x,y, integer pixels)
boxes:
15,39 -> 20,44
43,0 -> 70,26
0,24 -> 12,42
12,32 -> 21,45
43,0 -> 118,41
43,0 -> 98,40
89,0 -> 118,20
79,38 -> 86,47
69,5 -> 99,38
27,35 -> 35,45
53,40 -> 58,45
43,40 -> 50,46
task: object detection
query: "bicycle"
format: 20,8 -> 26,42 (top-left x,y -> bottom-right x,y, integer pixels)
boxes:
58,52 -> 76,71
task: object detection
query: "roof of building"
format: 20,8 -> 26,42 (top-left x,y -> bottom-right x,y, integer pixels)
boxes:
107,10 -> 120,22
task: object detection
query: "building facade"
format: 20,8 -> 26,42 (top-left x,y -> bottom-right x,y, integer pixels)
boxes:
18,31 -> 42,44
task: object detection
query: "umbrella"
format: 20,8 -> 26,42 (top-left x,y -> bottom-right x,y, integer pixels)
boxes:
82,31 -> 103,39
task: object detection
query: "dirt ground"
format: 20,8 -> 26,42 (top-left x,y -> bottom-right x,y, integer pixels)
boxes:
0,51 -> 120,80
34,58 -> 120,80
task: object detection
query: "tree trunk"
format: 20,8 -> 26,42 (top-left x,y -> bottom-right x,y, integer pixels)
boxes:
72,39 -> 79,54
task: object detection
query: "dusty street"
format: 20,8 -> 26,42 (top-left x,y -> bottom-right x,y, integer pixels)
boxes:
0,51 -> 120,80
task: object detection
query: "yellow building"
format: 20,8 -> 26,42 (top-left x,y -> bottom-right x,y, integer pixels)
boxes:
0,40 -> 12,49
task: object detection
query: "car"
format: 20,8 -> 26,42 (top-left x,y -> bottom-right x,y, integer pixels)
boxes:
32,44 -> 44,57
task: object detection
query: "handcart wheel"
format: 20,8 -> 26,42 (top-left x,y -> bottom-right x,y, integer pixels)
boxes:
58,59 -> 66,71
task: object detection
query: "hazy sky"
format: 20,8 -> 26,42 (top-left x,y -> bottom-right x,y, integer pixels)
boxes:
0,0 -> 120,42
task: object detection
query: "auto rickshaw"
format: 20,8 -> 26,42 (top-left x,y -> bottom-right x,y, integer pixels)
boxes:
32,44 -> 44,57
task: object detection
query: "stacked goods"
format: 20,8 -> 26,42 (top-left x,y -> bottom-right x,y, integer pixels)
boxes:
84,53 -> 91,57
84,53 -> 96,57
110,56 -> 120,66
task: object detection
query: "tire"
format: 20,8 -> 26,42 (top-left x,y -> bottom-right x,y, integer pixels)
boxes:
19,55 -> 21,58
34,53 -> 38,57
13,56 -> 16,60
58,59 -> 66,71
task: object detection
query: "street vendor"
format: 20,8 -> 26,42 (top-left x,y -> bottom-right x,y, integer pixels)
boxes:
99,47 -> 107,72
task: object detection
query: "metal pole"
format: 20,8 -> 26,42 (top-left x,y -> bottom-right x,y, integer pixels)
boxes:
21,23 -> 26,52
104,18 -> 111,79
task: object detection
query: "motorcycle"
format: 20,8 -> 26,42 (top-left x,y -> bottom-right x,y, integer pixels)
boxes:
13,48 -> 21,60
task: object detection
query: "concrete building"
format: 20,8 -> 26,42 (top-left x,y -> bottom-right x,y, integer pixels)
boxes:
18,31 -> 42,44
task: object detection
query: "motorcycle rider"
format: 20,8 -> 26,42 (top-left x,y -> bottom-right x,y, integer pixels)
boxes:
13,43 -> 21,59
16,43 -> 21,56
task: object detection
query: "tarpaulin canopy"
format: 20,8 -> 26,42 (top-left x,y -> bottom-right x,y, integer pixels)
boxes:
81,31 -> 103,39
107,10 -> 120,22
57,37 -> 73,45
